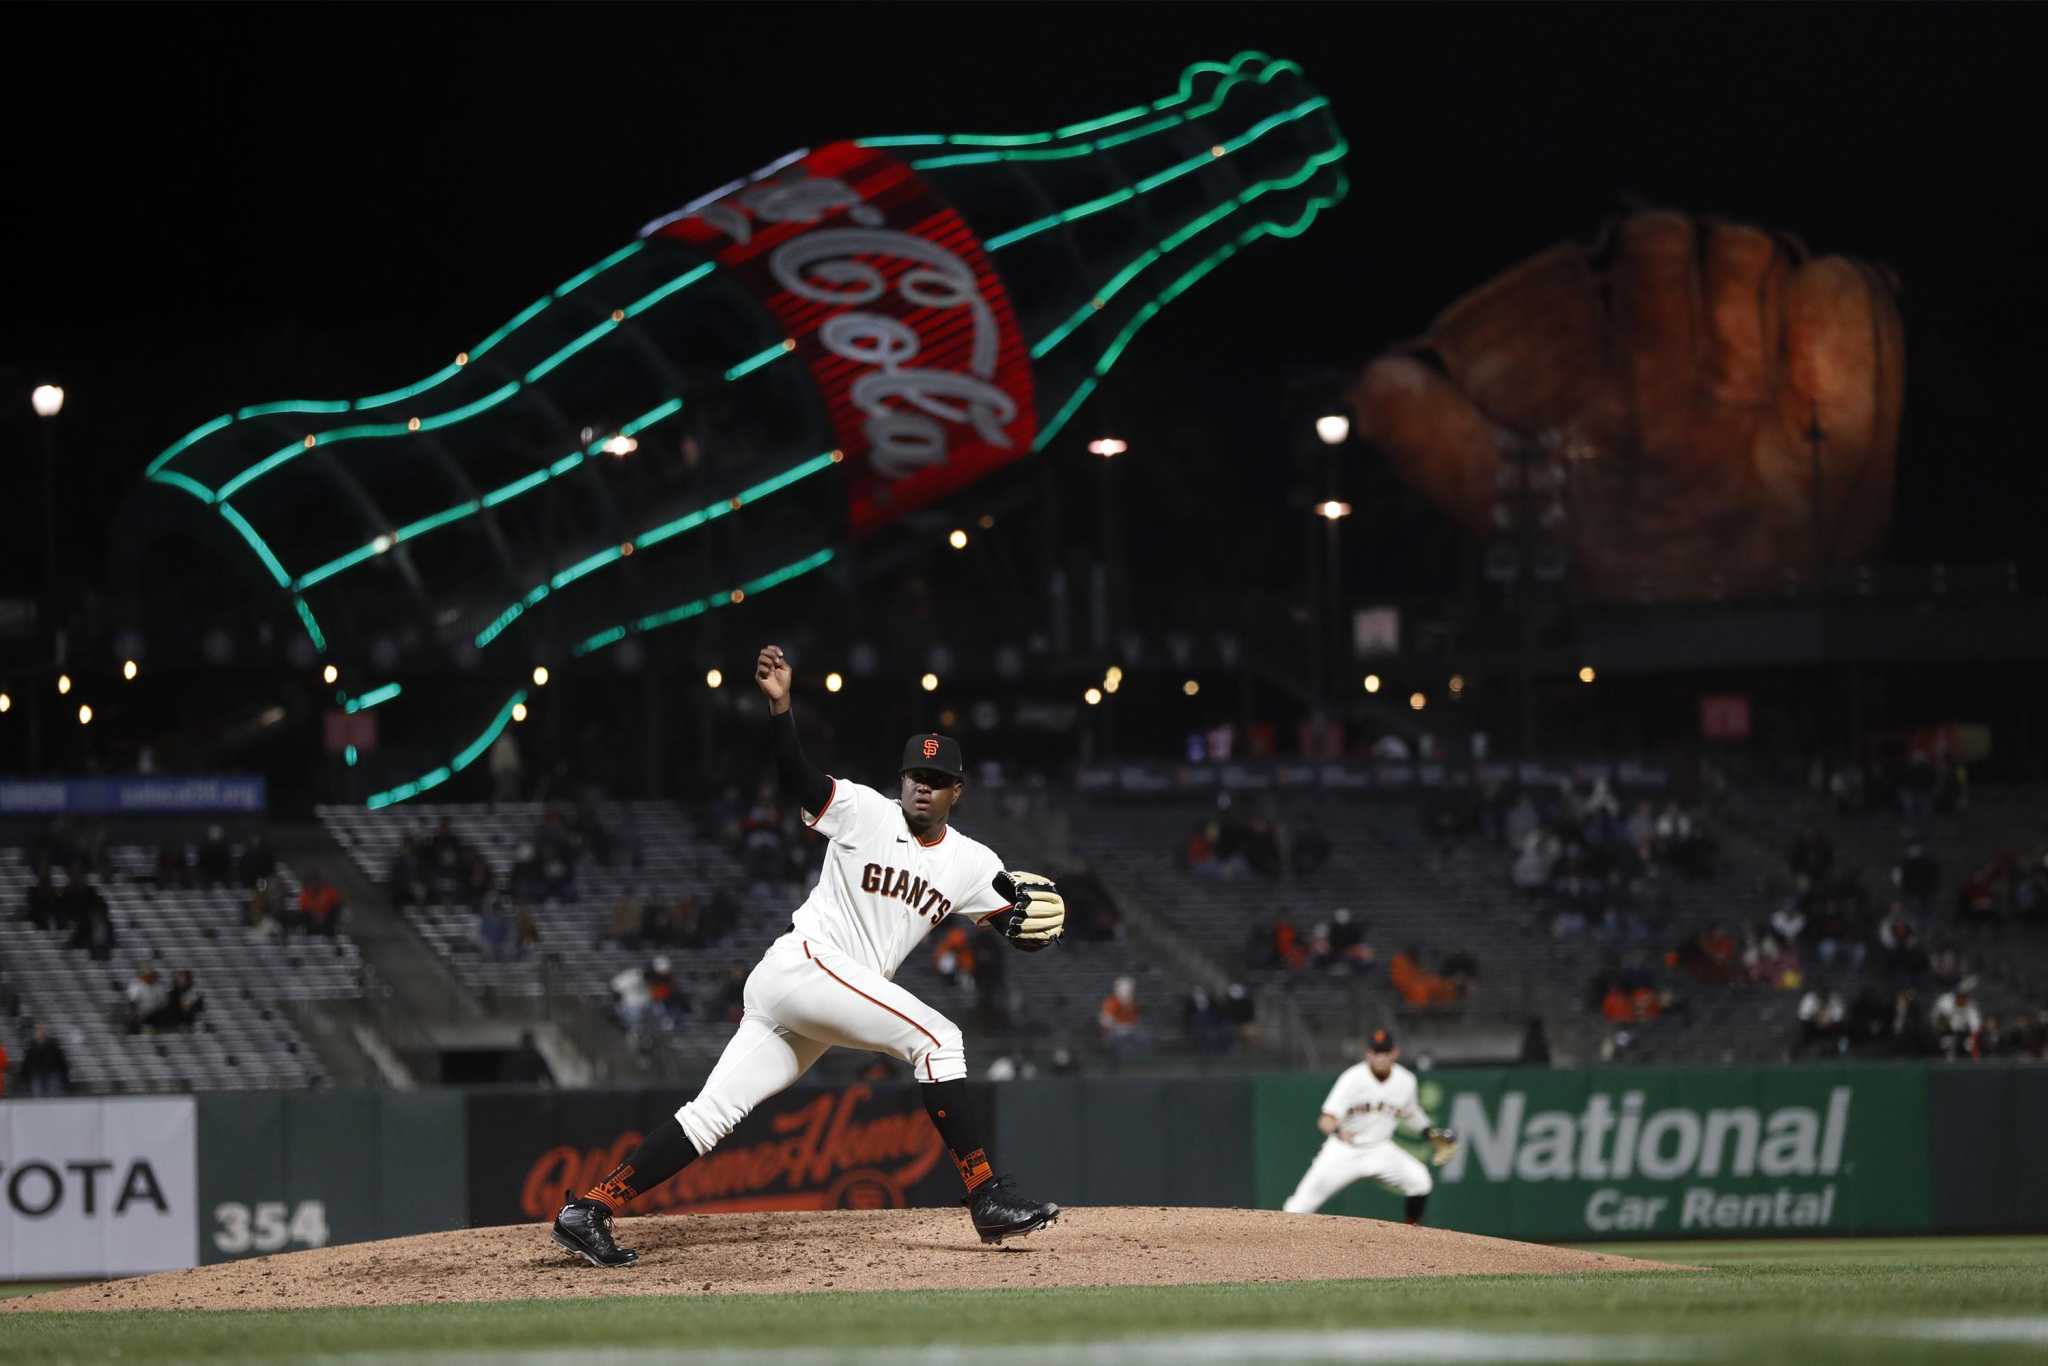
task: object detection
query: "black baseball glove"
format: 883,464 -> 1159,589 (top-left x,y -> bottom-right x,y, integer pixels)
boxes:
986,872 -> 1065,952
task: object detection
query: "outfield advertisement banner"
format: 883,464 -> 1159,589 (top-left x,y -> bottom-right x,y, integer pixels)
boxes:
1254,1066 -> 1932,1240
0,1097 -> 199,1276
466,1083 -> 957,1226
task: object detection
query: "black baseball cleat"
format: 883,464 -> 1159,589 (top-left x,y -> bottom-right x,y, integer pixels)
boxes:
965,1176 -> 1060,1245
551,1192 -> 639,1267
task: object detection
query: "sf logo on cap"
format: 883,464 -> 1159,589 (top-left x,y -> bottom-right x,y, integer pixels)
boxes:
922,738 -> 940,759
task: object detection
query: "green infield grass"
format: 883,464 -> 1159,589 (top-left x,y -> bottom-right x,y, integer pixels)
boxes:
2,1236 -> 2044,1363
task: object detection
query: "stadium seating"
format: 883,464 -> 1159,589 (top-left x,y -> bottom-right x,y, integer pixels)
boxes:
0,845 -> 358,1093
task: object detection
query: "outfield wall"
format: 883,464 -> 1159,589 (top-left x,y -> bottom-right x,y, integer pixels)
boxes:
3,1064 -> 2041,1276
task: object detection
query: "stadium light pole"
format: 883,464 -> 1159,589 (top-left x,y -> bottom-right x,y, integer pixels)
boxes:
1087,437 -> 1126,649
30,384 -> 64,774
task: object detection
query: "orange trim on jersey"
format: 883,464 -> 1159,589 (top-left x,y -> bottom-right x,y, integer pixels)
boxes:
804,939 -> 943,1065
802,778 -> 838,829
914,823 -> 947,848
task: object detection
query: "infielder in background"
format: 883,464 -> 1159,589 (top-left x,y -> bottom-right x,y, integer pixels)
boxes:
1283,1028 -> 1459,1225
552,645 -> 1066,1266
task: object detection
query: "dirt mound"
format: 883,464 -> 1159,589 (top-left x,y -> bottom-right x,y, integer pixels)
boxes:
3,1207 -> 1680,1313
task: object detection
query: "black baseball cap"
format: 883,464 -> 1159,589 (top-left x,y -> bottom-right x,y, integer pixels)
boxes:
1366,1028 -> 1398,1053
901,732 -> 966,780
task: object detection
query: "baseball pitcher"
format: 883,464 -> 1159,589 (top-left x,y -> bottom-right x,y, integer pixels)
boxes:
552,645 -> 1064,1266
1282,1028 -> 1459,1225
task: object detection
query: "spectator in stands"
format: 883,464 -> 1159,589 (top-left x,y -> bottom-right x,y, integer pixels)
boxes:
932,926 -> 976,991
570,790 -> 616,868
168,969 -> 206,1029
1899,751 -> 1938,829
65,876 -> 116,961
1894,841 -> 1940,919
1307,922 -> 1336,972
1810,894 -> 1869,970
533,814 -> 578,899
1744,929 -> 1802,990
1797,980 -> 1847,1056
1672,923 -> 1740,985
1098,975 -> 1149,1058
196,825 -> 233,885
477,898 -> 514,960
1769,897 -> 1810,949
1519,1016 -> 1552,1065
516,904 -> 544,957
509,842 -> 546,901
1184,988 -> 1235,1054
1391,946 -> 1462,1008
504,1030 -> 550,1084
429,817 -> 469,899
124,964 -> 175,1034
647,957 -> 687,1030
640,896 -> 675,948
155,836 -> 190,887
1249,913 -> 1307,973
237,832 -> 277,888
385,833 -> 427,908
740,788 -> 788,888
1511,828 -> 1558,894
295,877 -> 344,939
1877,903 -> 1924,977
1441,946 -> 1480,990
1956,859 -> 2009,933
670,894 -> 705,949
605,889 -> 644,950
20,864 -> 57,931
611,960 -> 654,1032
1931,984 -> 1984,1058
21,1023 -> 70,1096
1327,908 -> 1375,974
246,878 -> 280,939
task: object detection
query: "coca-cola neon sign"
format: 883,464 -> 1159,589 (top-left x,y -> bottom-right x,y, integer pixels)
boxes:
653,143 -> 1036,533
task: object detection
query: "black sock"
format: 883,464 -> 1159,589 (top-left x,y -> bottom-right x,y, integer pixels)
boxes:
583,1116 -> 699,1212
921,1079 -> 995,1193
1405,1194 -> 1429,1225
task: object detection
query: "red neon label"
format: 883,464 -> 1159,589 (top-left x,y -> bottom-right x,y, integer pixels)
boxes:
656,143 -> 1037,535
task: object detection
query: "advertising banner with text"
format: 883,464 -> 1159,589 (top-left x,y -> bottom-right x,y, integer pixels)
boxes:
1255,1066 -> 1931,1240
466,1083 -> 957,1227
0,1097 -> 199,1276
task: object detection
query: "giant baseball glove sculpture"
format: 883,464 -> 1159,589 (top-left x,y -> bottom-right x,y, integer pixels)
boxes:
1351,211 -> 1905,599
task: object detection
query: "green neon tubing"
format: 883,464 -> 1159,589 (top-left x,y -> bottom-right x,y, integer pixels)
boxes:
395,500 -> 481,542
217,503 -> 291,588
574,548 -> 836,657
344,682 -> 403,714
486,448 -> 835,646
1030,137 -> 1347,362
525,320 -> 616,384
983,94 -> 1329,253
623,263 -> 714,318
723,344 -> 790,382
293,541 -> 384,591
415,382 -> 520,432
151,469 -> 216,505
906,54 -> 1304,173
145,414 -> 231,477
1033,174 -> 1348,454
368,690 -> 527,808
621,397 -> 684,435
147,235 -> 664,472
860,50 -> 1275,150
481,468 -> 550,509
239,399 -> 349,420
553,241 -> 643,297
294,597 -> 328,652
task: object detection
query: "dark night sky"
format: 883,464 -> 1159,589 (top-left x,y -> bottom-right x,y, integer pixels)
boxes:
4,4 -> 2041,603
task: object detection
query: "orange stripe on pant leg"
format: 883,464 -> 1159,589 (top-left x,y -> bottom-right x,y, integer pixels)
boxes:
807,953 -> 943,1061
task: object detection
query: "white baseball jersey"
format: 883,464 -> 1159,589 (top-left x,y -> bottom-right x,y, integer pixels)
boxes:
792,777 -> 1011,979
1319,1062 -> 1432,1146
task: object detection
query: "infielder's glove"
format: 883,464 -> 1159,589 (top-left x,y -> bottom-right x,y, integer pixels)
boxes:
987,872 -> 1064,952
1426,1127 -> 1460,1167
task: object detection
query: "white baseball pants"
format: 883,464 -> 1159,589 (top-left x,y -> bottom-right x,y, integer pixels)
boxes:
675,933 -> 964,1155
1283,1136 -> 1433,1213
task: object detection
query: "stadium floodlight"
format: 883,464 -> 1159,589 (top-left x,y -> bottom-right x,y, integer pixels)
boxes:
1316,500 -> 1352,520
920,672 -> 940,692
1315,413 -> 1350,445
1087,437 -> 1128,458
31,385 -> 64,418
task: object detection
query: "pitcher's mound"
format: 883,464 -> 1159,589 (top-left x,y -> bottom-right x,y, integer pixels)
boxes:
3,1207 -> 1681,1313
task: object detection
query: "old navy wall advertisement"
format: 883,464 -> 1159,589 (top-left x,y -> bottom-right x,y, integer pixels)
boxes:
1253,1066 -> 1932,1240
0,1097 -> 199,1277
652,143 -> 1037,535
467,1084 -> 955,1226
